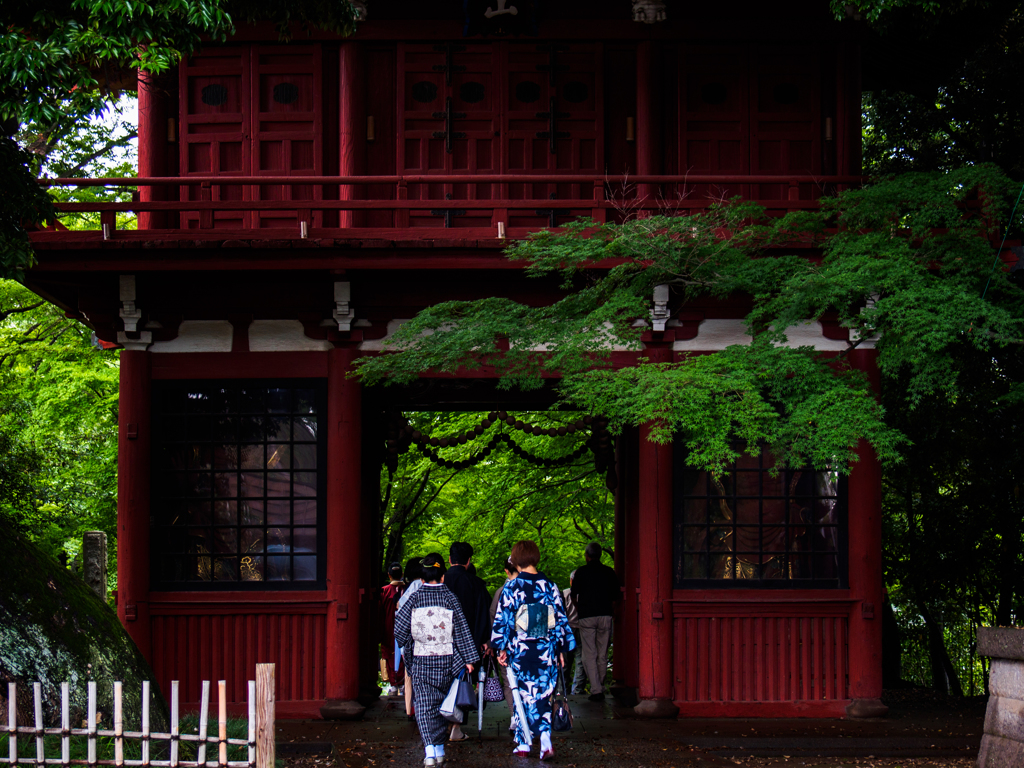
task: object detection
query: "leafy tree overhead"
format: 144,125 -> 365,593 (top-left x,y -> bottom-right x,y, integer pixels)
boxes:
357,166 -> 1023,476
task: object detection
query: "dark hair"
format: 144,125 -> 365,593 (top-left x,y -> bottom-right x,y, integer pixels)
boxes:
449,541 -> 473,565
404,557 -> 423,583
510,539 -> 540,569
585,542 -> 603,561
503,558 -> 518,576
388,562 -> 403,580
421,552 -> 446,582
466,563 -> 477,577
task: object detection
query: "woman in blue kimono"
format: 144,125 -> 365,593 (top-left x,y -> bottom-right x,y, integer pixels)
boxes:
491,539 -> 575,761
395,553 -> 480,768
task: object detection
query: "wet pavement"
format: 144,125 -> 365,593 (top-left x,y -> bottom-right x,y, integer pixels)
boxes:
275,690 -> 985,767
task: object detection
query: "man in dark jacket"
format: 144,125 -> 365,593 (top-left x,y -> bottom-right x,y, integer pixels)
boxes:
570,542 -> 621,701
442,541 -> 490,740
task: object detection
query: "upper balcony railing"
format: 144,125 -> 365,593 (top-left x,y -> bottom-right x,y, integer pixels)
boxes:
31,174 -> 865,244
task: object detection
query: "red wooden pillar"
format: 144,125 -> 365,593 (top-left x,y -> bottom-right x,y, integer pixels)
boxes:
844,347 -> 888,718
116,350 -> 152,658
634,346 -> 679,718
636,41 -> 660,205
137,71 -> 167,230
321,346 -> 365,719
615,426 -> 641,692
339,42 -> 365,229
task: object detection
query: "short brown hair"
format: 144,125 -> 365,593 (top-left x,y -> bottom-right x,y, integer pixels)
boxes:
510,539 -> 540,569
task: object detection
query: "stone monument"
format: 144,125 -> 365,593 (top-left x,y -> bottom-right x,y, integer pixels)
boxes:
977,627 -> 1024,767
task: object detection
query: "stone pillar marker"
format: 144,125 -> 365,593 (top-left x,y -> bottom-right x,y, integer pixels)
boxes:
82,531 -> 108,600
978,627 -> 1024,768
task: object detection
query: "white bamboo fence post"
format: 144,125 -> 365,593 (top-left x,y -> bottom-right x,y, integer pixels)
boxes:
141,681 -> 150,767
8,682 -> 17,767
196,682 -> 209,768
113,682 -> 123,768
254,665 -> 274,768
32,683 -> 43,768
216,683 -> 226,768
61,683 -> 70,768
246,682 -> 255,768
86,682 -> 97,767
169,682 -> 179,768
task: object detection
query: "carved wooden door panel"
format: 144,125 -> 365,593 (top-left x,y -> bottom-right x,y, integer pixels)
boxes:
678,46 -> 750,204
179,48 -> 251,229
398,43 -> 501,228
749,47 -> 821,201
249,45 -> 323,229
503,42 -> 604,229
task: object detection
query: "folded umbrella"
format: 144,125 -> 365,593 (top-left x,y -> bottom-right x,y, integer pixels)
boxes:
505,666 -> 532,747
477,663 -> 485,732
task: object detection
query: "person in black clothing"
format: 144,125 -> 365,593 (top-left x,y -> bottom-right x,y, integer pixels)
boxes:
442,541 -> 490,740
570,542 -> 621,701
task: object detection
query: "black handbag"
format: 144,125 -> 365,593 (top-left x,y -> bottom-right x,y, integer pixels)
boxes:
551,666 -> 573,732
455,669 -> 476,710
483,658 -> 505,702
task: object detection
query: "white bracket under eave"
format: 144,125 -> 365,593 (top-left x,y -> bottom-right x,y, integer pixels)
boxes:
632,0 -> 666,23
119,274 -> 142,333
334,282 -> 356,332
651,284 -> 671,332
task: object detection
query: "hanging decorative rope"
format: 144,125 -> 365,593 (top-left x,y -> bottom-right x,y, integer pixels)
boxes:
384,410 -> 618,490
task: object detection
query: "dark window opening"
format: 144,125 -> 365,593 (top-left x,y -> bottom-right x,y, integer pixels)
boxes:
674,445 -> 847,589
151,380 -> 326,590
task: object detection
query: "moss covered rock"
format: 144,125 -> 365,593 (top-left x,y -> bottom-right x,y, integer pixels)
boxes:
0,520 -> 167,731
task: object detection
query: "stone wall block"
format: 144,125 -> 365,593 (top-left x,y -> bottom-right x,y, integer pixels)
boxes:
977,734 -> 1024,768
984,695 -> 1024,742
989,659 -> 1024,700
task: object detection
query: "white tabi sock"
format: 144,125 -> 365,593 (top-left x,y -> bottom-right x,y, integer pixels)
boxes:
540,732 -> 552,753
425,744 -> 435,759
435,744 -> 445,758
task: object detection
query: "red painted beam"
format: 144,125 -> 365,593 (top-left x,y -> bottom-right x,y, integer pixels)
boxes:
117,351 -> 153,658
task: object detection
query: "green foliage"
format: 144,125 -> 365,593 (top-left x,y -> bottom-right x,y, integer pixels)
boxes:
382,411 -> 614,595
0,280 -> 119,563
0,137 -> 56,280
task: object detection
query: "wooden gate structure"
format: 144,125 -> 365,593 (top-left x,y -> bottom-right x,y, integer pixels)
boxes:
25,0 -> 882,720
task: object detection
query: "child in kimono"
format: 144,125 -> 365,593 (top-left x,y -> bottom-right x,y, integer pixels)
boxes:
491,539 -> 576,761
394,553 -> 480,767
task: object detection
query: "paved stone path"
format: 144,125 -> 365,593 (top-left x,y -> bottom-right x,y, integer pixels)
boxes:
276,692 -> 984,768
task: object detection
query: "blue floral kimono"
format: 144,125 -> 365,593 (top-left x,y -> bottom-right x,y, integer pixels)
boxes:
489,572 -> 575,743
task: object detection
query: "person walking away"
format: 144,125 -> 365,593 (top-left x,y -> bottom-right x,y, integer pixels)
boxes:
570,542 -> 620,702
380,563 -> 406,695
562,570 -> 587,694
488,558 -> 519,721
397,558 -> 424,717
395,553 -> 480,768
443,541 -> 490,741
491,540 -> 575,761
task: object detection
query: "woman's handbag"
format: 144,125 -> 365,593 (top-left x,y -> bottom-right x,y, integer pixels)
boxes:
455,670 -> 476,710
551,667 -> 573,732
440,673 -> 466,723
483,658 -> 505,702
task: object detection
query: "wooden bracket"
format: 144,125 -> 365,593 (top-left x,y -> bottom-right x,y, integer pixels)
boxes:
125,603 -> 137,621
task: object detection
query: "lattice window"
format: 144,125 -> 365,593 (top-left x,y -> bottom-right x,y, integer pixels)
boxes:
151,381 -> 325,589
674,447 -> 846,588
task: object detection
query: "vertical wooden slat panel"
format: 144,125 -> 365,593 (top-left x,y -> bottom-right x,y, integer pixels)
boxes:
799,618 -> 809,700
303,614 -> 314,700
823,618 -> 834,699
754,617 -> 764,702
709,618 -> 720,701
686,619 -> 697,700
731,618 -> 741,701
836,617 -> 848,699
766,618 -> 776,701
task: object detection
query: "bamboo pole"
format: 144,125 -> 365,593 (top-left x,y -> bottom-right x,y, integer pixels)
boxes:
113,683 -> 123,768
141,682 -> 150,767
87,683 -> 96,767
196,682 -> 209,768
8,682 -> 17,767
245,683 -> 255,768
217,682 -> 226,768
254,665 -> 274,768
169,682 -> 178,768
33,683 -> 43,767
61,683 -> 70,768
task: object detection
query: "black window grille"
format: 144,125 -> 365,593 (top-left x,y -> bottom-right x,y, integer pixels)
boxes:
151,380 -> 326,590
674,446 -> 847,589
